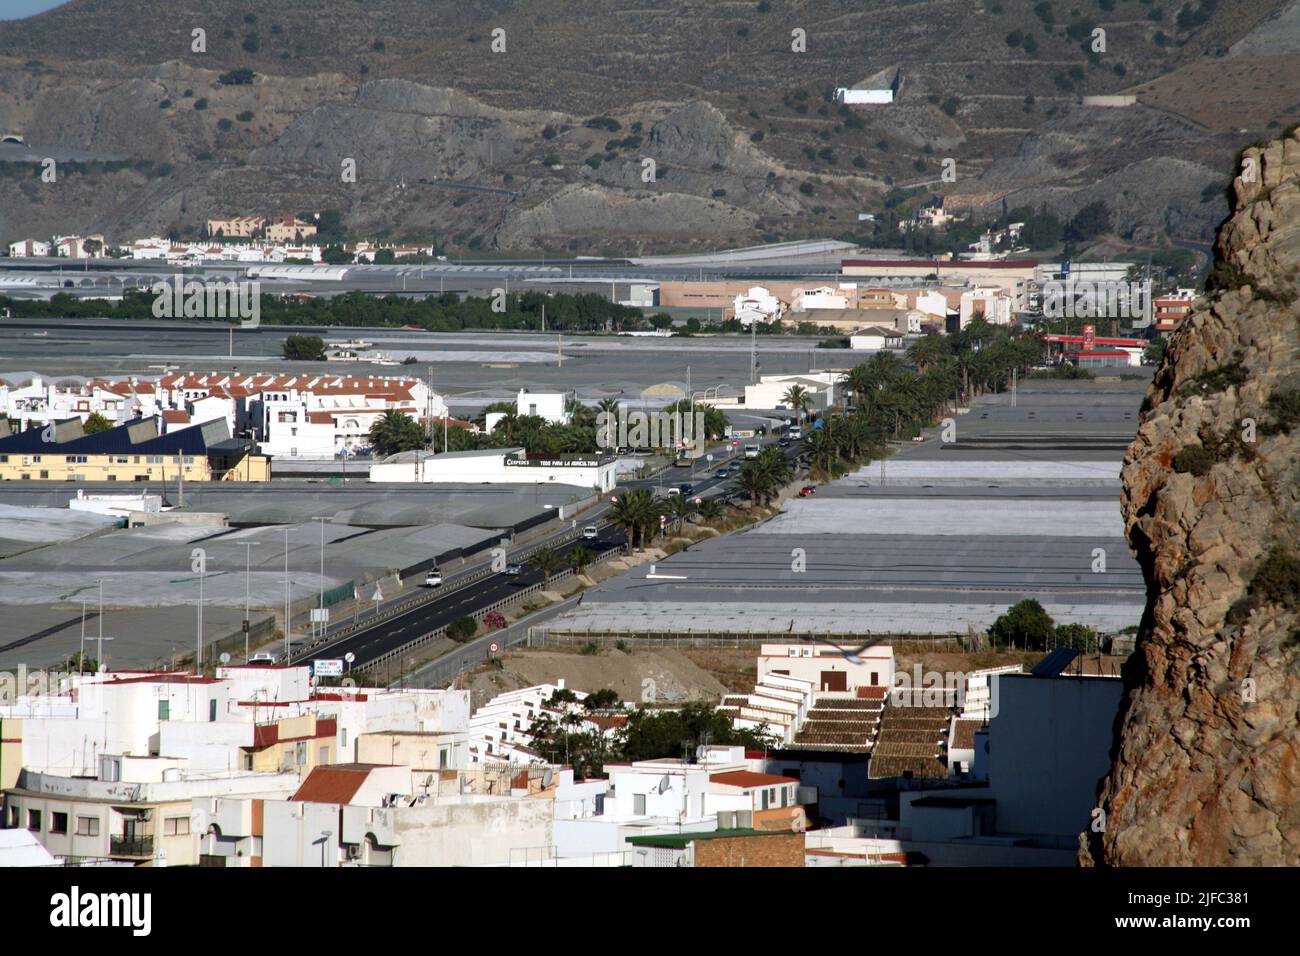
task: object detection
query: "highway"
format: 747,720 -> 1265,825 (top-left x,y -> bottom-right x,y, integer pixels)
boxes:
294,523 -> 627,669
294,433 -> 806,673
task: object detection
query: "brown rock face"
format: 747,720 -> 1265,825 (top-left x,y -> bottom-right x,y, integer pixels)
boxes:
1080,130 -> 1300,866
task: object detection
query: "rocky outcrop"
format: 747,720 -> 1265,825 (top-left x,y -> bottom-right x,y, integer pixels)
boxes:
1081,129 -> 1300,866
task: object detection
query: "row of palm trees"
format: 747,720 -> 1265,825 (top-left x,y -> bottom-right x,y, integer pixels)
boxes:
797,322 -> 1048,479
606,486 -> 731,551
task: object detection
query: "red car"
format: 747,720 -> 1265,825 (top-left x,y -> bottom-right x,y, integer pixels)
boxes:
799,485 -> 817,497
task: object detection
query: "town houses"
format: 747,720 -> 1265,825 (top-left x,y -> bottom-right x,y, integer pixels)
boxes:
0,372 -> 447,460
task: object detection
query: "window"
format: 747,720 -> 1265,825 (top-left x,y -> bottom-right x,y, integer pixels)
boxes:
7,806 -> 17,828
633,793 -> 646,815
319,746 -> 328,765
158,700 -> 170,720
340,728 -> 347,750
27,809 -> 41,831
51,812 -> 68,834
209,699 -> 217,722
295,741 -> 307,766
781,787 -> 788,808
163,817 -> 190,837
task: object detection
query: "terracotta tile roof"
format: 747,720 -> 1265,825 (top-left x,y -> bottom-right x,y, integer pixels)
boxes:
709,771 -> 798,789
951,719 -> 984,750
291,763 -> 384,803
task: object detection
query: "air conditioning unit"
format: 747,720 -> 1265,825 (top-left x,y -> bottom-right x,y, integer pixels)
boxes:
717,810 -> 736,829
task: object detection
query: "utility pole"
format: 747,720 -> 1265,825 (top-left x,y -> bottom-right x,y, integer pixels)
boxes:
749,318 -> 758,384
196,558 -> 204,675
97,579 -> 104,671
243,542 -> 253,661
284,527 -> 291,663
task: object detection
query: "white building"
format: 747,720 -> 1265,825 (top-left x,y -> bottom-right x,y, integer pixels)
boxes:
53,235 -> 106,258
370,447 -> 617,492
732,286 -> 786,326
7,239 -> 51,257
959,286 -> 1014,327
758,642 -> 894,695
835,87 -> 893,105
2,664 -> 470,864
516,389 -> 570,425
850,325 -> 906,351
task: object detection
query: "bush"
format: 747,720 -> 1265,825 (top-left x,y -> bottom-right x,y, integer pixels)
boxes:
483,610 -> 507,630
446,616 -> 478,642
1172,444 -> 1216,477
236,110 -> 254,122
989,599 -> 1056,650
281,333 -> 326,361
217,68 -> 255,85
193,98 -> 209,110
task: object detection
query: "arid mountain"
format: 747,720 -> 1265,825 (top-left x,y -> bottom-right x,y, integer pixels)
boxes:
1,0 -> 1299,253
1081,128 -> 1300,865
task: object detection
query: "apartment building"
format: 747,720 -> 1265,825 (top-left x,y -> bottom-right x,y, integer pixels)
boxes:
2,665 -> 471,865
0,416 -> 269,482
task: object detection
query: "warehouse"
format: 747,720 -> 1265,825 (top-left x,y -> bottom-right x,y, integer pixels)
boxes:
368,447 -> 617,492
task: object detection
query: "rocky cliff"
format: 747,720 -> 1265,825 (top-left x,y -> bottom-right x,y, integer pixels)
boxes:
1081,129 -> 1300,866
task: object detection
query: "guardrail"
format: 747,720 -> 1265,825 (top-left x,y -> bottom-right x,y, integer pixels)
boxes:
290,526 -> 597,663
350,542 -> 627,677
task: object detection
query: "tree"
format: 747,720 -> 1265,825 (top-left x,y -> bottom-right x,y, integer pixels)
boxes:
446,615 -> 478,642
367,409 -> 425,456
989,599 -> 1055,650
782,384 -> 813,422
1064,201 -> 1112,244
609,488 -> 659,551
666,492 -> 695,531
584,688 -> 621,710
281,333 -> 327,361
83,412 -> 112,434
529,545 -> 564,583
567,544 -> 594,575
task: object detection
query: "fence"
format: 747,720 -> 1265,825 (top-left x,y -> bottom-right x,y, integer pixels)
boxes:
527,631 -> 973,653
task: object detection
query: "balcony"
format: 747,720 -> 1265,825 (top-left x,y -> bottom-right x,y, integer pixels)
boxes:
109,835 -> 154,858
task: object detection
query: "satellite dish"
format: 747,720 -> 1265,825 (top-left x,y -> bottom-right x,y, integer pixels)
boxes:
219,653 -> 231,664
542,768 -> 554,788
657,774 -> 671,794
344,652 -> 355,663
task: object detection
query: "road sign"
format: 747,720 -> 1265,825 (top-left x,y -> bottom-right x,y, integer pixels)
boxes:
371,586 -> 382,602
313,659 -> 343,677
310,608 -> 329,623
344,652 -> 355,663
489,641 -> 500,654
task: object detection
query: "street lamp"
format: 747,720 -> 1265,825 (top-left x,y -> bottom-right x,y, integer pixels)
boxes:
312,517 -> 329,640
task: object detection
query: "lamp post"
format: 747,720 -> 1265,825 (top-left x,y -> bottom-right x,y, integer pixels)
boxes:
97,579 -> 105,671
283,527 -> 291,663
313,517 -> 329,641
242,542 -> 254,661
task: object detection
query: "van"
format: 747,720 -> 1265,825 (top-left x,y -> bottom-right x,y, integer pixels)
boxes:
424,568 -> 443,587
744,443 -> 761,459
582,526 -> 599,540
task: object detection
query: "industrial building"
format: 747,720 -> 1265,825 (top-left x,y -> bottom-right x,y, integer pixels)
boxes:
369,447 -> 617,492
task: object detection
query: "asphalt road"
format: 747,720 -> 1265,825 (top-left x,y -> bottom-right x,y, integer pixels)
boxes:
295,432 -> 805,670
297,523 -> 627,668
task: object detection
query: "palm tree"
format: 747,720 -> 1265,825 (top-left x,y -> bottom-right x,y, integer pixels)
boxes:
735,460 -> 770,506
804,426 -> 837,478
782,384 -> 812,423
666,492 -> 695,532
697,498 -> 724,524
529,545 -> 564,584
368,409 -> 425,456
907,332 -> 951,375
567,544 -> 594,575
609,488 -> 658,551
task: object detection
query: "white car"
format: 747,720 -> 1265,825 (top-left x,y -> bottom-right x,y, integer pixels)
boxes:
744,443 -> 761,459
582,526 -> 599,540
424,568 -> 443,587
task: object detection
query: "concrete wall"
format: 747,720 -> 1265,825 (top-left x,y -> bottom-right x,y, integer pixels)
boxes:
389,797 -> 554,866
